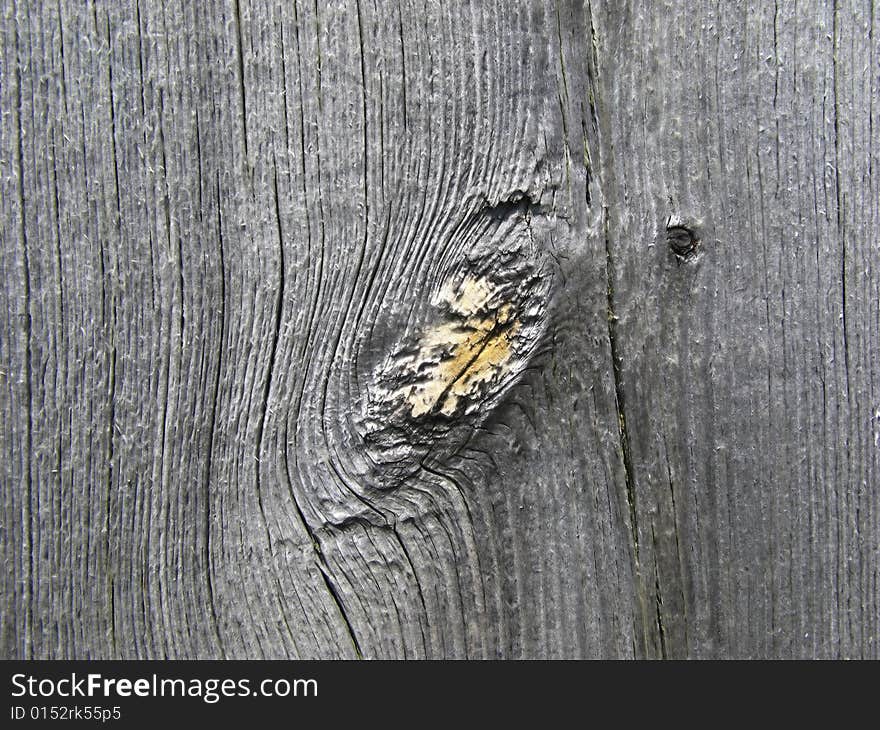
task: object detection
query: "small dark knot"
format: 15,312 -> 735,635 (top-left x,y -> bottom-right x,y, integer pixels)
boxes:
666,225 -> 698,257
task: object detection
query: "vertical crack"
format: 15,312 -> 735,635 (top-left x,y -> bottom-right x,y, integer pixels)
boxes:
603,208 -> 648,654
318,566 -> 364,659
202,171 -> 228,658
281,432 -> 364,659
13,39 -> 35,661
651,524 -> 668,659
831,0 -> 851,402
232,0 -> 249,162
104,13 -> 120,657
603,212 -> 640,557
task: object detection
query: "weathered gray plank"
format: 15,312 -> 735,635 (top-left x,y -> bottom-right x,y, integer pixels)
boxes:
1,0 -> 877,659
591,0 -> 879,657
1,0 -> 630,659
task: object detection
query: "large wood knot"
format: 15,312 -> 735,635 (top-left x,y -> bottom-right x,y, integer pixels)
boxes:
357,201 -> 553,488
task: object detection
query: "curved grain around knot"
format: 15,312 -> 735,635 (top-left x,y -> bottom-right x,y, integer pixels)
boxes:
358,198 -> 555,489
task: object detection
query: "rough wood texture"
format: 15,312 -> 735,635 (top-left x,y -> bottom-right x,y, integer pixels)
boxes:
1,0 -> 877,659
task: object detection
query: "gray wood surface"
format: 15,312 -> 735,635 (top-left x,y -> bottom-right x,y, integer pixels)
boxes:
2,0 -> 877,659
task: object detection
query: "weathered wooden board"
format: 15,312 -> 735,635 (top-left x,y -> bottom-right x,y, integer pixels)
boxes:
591,0 -> 880,658
1,0 -> 877,659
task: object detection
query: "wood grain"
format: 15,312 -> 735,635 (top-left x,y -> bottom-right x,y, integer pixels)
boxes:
591,0 -> 880,658
1,0 -> 877,658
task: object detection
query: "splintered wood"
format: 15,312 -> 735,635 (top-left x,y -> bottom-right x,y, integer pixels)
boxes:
356,204 -> 553,488
389,275 -> 522,418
